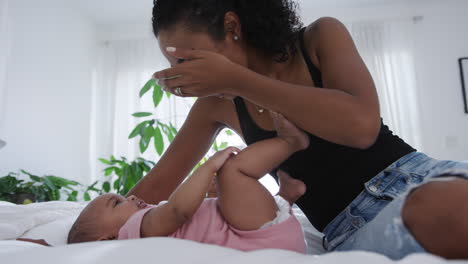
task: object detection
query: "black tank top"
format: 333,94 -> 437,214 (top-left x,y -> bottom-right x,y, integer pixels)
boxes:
233,28 -> 416,231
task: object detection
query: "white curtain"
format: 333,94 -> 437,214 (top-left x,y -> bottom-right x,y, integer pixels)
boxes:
90,39 -> 194,180
0,0 -> 10,133
347,19 -> 423,150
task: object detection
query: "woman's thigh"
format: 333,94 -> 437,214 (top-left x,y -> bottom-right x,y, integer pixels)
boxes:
216,162 -> 278,231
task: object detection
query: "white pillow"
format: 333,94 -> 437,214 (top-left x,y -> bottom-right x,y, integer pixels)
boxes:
0,201 -> 85,243
20,215 -> 79,246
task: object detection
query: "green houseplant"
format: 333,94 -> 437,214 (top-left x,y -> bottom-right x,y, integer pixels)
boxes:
98,79 -> 234,196
98,156 -> 155,196
0,170 -> 97,204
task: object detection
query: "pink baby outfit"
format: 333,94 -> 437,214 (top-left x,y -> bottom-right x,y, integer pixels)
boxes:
118,197 -> 306,253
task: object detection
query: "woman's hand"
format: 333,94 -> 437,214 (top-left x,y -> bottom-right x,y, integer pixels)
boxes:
204,147 -> 240,172
152,47 -> 243,98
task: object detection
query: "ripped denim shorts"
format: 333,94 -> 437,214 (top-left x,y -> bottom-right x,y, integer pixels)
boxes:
322,151 -> 468,260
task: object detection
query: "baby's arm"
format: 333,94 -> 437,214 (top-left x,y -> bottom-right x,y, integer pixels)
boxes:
140,147 -> 239,237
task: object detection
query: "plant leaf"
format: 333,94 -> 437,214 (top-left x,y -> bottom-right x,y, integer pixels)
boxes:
0,176 -> 20,193
67,191 -> 78,202
21,170 -> 42,182
132,112 -> 153,118
143,125 -> 154,142
133,163 -> 143,183
102,182 -> 111,193
154,126 -> 164,155
139,138 -> 150,154
84,192 -> 91,201
120,167 -> 130,193
225,130 -> 233,136
104,167 -> 115,176
47,175 -> 79,187
159,123 -> 174,142
128,121 -> 149,139
29,175 -> 42,182
113,180 -> 120,191
87,181 -> 100,192
169,123 -> 178,135
140,79 -> 156,98
168,123 -> 178,142
139,126 -> 154,153
43,176 -> 57,191
98,158 -> 111,165
152,84 -> 164,108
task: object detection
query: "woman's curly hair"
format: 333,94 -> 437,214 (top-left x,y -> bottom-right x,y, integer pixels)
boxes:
152,0 -> 303,62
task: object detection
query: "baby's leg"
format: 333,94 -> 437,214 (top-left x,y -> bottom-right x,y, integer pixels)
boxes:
277,170 -> 306,205
216,113 -> 309,231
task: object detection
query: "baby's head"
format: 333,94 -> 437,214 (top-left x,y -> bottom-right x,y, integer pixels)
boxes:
67,193 -> 147,244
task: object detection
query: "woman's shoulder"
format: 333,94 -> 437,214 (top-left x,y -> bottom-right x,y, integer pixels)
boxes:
303,17 -> 350,49
305,17 -> 347,36
302,17 -> 356,69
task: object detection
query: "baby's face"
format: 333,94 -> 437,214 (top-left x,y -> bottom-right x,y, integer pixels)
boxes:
83,193 -> 148,238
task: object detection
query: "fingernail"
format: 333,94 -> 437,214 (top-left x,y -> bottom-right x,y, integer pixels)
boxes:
166,47 -> 176,52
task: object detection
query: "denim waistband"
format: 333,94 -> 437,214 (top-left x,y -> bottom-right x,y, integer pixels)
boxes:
363,152 -> 434,199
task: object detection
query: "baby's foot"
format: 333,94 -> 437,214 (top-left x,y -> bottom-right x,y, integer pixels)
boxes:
277,170 -> 306,205
270,112 -> 309,151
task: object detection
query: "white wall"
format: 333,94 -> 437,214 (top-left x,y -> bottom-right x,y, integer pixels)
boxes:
0,0 -> 97,183
97,1 -> 468,162
1,0 -> 466,187
411,1 -> 468,161
299,0 -> 468,161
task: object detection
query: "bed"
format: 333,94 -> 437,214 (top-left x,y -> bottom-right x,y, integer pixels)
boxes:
0,201 -> 464,264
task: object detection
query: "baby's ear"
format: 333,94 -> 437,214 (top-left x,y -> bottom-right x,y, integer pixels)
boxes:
98,235 -> 117,241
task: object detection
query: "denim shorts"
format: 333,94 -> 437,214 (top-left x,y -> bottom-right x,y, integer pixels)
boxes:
322,152 -> 468,260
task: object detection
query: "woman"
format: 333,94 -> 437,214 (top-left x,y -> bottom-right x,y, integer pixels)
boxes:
128,0 -> 468,259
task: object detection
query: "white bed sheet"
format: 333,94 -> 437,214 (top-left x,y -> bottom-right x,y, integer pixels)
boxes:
0,239 -> 462,264
0,201 -> 465,264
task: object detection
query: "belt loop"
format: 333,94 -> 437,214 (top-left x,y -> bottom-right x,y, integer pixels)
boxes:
322,236 -> 329,251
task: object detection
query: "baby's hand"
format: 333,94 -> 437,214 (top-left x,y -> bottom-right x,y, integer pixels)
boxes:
16,238 -> 51,247
205,147 -> 240,172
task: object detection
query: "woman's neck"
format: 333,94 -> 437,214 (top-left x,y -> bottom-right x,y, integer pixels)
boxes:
245,48 -> 294,80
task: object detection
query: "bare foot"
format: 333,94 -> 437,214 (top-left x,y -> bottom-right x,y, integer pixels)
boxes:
277,170 -> 306,205
270,111 -> 309,151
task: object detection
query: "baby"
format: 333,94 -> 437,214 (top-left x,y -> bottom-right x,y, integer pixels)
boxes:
68,113 -> 309,253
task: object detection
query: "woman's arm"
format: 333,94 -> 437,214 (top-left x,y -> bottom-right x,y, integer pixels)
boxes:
140,148 -> 238,237
126,97 -> 225,204
232,18 -> 381,149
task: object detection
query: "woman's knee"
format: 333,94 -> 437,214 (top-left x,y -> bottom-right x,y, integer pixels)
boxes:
402,178 -> 468,258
